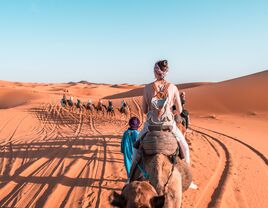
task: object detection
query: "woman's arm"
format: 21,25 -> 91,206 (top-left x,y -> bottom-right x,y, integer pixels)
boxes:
173,85 -> 183,114
142,86 -> 149,114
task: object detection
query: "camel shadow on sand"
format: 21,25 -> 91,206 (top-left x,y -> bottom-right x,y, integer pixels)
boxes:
0,107 -> 126,208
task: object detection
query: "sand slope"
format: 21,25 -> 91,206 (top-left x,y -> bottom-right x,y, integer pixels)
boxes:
0,88 -> 42,109
185,70 -> 268,114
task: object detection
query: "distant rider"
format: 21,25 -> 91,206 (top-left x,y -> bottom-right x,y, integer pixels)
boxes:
107,100 -> 114,112
180,92 -> 190,129
61,94 -> 67,107
120,100 -> 127,112
76,98 -> 81,108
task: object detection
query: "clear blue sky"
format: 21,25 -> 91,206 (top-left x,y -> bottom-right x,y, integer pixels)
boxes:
0,0 -> 268,84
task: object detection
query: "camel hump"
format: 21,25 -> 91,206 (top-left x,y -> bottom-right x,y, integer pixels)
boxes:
142,131 -> 178,156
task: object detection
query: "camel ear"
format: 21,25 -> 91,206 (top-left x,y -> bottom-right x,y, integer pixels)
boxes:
151,195 -> 165,208
109,191 -> 126,207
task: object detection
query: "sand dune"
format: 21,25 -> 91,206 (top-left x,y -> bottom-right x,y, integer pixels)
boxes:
0,71 -> 267,208
104,82 -> 211,100
185,70 -> 268,114
103,87 -> 144,99
0,88 -> 41,109
176,82 -> 212,90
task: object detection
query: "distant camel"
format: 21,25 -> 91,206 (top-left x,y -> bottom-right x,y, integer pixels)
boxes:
83,103 -> 94,114
60,99 -> 75,112
107,106 -> 115,117
117,105 -> 130,118
74,100 -> 83,113
93,103 -> 107,115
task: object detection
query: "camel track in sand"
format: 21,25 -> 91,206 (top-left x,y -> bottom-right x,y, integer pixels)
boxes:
0,103 -> 125,208
0,104 -> 85,207
191,126 -> 268,208
191,128 -> 231,208
1,101 -> 267,207
192,125 -> 268,166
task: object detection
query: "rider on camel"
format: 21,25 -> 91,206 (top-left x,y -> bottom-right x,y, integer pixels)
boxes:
120,100 -> 127,112
137,60 -> 197,189
61,94 -> 67,107
76,98 -> 81,108
108,100 -> 114,112
138,60 -> 190,164
98,99 -> 103,108
180,92 -> 190,129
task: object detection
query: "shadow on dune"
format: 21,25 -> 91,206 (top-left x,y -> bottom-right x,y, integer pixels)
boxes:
103,87 -> 144,99
103,82 -> 212,100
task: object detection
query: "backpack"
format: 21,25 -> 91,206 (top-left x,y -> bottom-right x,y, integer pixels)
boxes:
147,81 -> 174,126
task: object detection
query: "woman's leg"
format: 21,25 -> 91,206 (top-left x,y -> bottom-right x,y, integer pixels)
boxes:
172,122 -> 190,164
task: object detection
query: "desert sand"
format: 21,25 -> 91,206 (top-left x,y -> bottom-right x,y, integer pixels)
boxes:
0,70 -> 267,208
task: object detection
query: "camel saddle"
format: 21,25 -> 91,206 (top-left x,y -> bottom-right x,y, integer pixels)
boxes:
141,126 -> 185,160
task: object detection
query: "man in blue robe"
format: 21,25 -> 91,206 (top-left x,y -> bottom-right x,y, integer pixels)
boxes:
121,117 -> 140,178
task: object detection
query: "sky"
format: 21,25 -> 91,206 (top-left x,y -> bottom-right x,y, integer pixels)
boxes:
0,0 -> 268,84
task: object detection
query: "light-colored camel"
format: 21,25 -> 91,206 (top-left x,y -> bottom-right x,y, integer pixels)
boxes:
110,181 -> 165,208
111,131 -> 192,208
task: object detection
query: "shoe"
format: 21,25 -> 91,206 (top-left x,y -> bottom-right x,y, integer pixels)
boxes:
189,182 -> 198,190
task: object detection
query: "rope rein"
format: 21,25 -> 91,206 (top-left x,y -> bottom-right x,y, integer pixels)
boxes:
163,162 -> 175,194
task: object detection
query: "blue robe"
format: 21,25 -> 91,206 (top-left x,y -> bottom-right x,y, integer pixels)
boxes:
121,129 -> 139,178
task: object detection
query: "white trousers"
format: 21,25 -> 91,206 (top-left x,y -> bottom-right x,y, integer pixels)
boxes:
138,120 -> 190,164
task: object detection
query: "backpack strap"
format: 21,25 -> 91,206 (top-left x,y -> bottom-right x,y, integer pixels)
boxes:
152,81 -> 171,99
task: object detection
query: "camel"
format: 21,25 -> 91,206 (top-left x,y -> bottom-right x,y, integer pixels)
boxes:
61,99 -> 76,112
117,105 -> 130,119
73,100 -> 83,114
83,103 -> 94,114
110,181 -> 165,208
93,103 -> 107,115
107,106 -> 116,117
111,130 -> 192,208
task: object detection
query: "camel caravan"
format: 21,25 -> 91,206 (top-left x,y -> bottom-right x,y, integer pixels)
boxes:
60,94 -> 130,118
60,60 -> 193,208
110,60 -> 194,208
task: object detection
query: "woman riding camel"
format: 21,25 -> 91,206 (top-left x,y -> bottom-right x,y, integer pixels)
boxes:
139,59 -> 190,164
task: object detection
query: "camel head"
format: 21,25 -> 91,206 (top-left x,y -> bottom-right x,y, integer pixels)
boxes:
110,181 -> 165,208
